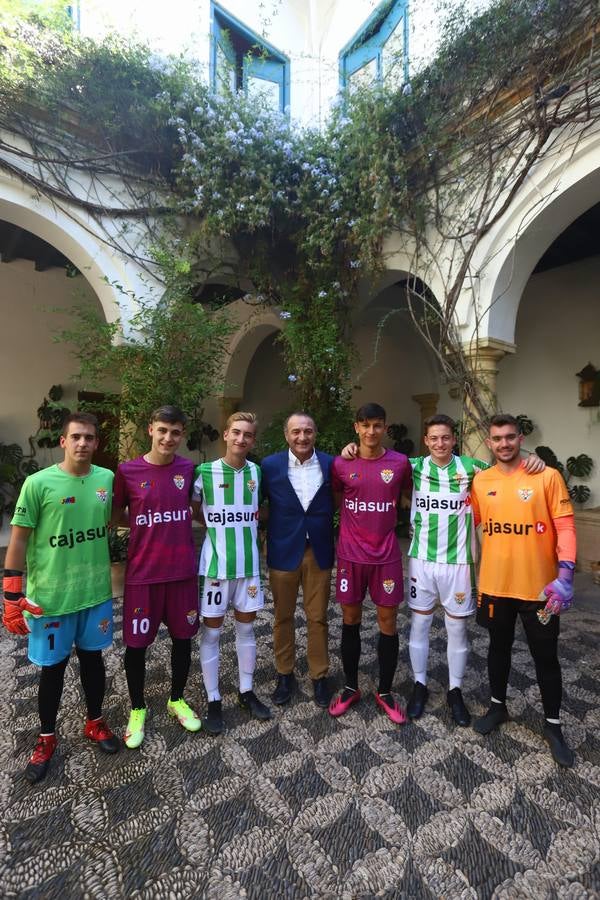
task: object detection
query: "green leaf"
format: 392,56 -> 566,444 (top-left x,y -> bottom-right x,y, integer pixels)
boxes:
569,484 -> 591,504
566,454 -> 593,478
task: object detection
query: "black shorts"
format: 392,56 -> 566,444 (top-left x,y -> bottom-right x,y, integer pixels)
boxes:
476,593 -> 560,640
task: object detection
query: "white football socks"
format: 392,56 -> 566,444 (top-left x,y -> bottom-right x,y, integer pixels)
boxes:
199,624 -> 222,702
235,619 -> 257,694
445,613 -> 468,690
409,612 -> 433,685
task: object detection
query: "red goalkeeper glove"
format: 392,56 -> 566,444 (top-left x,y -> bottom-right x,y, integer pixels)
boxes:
3,570 -> 44,635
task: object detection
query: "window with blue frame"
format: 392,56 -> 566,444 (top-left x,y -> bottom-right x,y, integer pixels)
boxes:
210,2 -> 290,113
339,0 -> 409,91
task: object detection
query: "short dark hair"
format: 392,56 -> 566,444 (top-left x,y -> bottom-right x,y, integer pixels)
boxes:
62,412 -> 99,437
283,412 -> 317,433
355,402 -> 386,423
488,413 -> 521,432
424,414 -> 456,435
149,405 -> 187,427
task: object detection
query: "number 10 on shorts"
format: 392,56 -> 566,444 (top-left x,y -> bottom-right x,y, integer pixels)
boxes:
132,617 -> 150,635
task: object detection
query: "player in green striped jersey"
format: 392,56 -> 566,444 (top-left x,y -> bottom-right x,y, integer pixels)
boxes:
192,412 -> 271,735
406,414 -> 543,726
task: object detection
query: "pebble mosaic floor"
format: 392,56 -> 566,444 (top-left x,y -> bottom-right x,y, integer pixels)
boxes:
0,580 -> 599,899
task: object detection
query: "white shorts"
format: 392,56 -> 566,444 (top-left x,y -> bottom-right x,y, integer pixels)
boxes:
200,575 -> 264,619
407,558 -> 476,617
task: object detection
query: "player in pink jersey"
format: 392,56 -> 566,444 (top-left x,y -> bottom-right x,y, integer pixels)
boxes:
329,403 -> 412,724
112,406 -> 201,749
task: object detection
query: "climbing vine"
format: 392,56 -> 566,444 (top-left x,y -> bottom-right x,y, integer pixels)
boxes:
1,0 -> 599,447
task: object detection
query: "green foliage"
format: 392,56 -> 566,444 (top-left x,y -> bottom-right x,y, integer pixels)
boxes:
108,527 -> 129,563
57,244 -> 234,459
2,0 -> 597,451
535,446 -> 594,505
0,441 -> 39,527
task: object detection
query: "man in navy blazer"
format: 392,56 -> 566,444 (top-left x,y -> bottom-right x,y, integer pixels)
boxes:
261,413 -> 334,708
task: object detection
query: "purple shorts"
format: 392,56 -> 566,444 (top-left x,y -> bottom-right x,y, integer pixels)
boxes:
336,559 -> 404,607
123,578 -> 199,647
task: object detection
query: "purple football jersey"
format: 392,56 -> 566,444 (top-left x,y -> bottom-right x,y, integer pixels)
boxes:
113,455 -> 196,584
332,449 -> 412,564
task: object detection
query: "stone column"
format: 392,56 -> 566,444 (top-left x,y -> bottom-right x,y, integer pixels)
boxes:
218,396 -> 242,454
411,392 -> 439,454
461,339 -> 515,459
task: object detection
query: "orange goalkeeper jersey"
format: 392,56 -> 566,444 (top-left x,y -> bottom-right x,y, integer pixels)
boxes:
471,465 -> 573,602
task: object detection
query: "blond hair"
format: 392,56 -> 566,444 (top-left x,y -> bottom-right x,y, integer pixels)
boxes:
225,411 -> 258,432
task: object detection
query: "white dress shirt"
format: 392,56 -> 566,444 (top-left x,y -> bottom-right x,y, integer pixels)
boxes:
288,449 -> 323,511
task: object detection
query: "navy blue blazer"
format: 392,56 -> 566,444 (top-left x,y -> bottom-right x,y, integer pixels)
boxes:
261,450 -> 335,571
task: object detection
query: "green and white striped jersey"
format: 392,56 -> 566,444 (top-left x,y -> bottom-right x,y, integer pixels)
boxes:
408,455 -> 489,565
193,459 -> 261,579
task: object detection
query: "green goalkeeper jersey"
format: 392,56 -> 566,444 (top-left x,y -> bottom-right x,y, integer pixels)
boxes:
408,454 -> 489,565
11,464 -> 113,615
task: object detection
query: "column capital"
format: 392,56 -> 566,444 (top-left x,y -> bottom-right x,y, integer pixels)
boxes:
460,337 -> 516,362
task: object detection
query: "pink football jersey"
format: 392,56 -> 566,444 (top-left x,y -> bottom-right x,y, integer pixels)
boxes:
332,450 -> 412,564
113,455 -> 196,584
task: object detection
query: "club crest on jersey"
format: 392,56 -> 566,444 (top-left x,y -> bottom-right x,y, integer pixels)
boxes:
173,474 -> 185,490
61,496 -> 76,505
518,488 -> 533,501
380,469 -> 394,484
383,579 -> 395,594
186,609 -> 198,625
247,479 -> 257,493
455,592 -> 466,605
453,473 -> 464,483
98,619 -> 111,634
247,585 -> 258,598
95,489 -> 108,503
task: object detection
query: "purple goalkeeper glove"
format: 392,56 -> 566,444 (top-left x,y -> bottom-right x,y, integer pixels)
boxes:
537,562 -> 574,624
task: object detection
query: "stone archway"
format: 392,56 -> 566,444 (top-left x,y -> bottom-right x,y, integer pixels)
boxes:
350,271 -> 455,453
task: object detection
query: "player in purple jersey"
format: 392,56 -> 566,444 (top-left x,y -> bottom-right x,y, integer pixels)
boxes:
329,403 -> 412,724
112,406 -> 201,749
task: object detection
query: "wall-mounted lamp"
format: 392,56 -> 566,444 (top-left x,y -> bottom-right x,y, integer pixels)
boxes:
575,363 -> 600,407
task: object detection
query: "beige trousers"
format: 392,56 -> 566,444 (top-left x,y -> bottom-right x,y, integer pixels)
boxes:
269,546 -> 332,680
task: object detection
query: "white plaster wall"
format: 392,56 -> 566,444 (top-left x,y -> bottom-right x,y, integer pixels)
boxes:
350,291 -> 461,448
0,259 -> 104,463
242,330 -> 288,437
497,255 -> 600,505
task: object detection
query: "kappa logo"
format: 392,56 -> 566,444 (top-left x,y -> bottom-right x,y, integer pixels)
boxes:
247,585 -> 258,598
380,469 -> 394,484
186,609 -> 198,625
173,474 -> 185,490
96,489 -> 108,503
247,479 -> 257,493
98,619 -> 111,634
518,488 -> 533,501
455,592 -> 466,605
383,579 -> 395,594
61,496 -> 76,505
